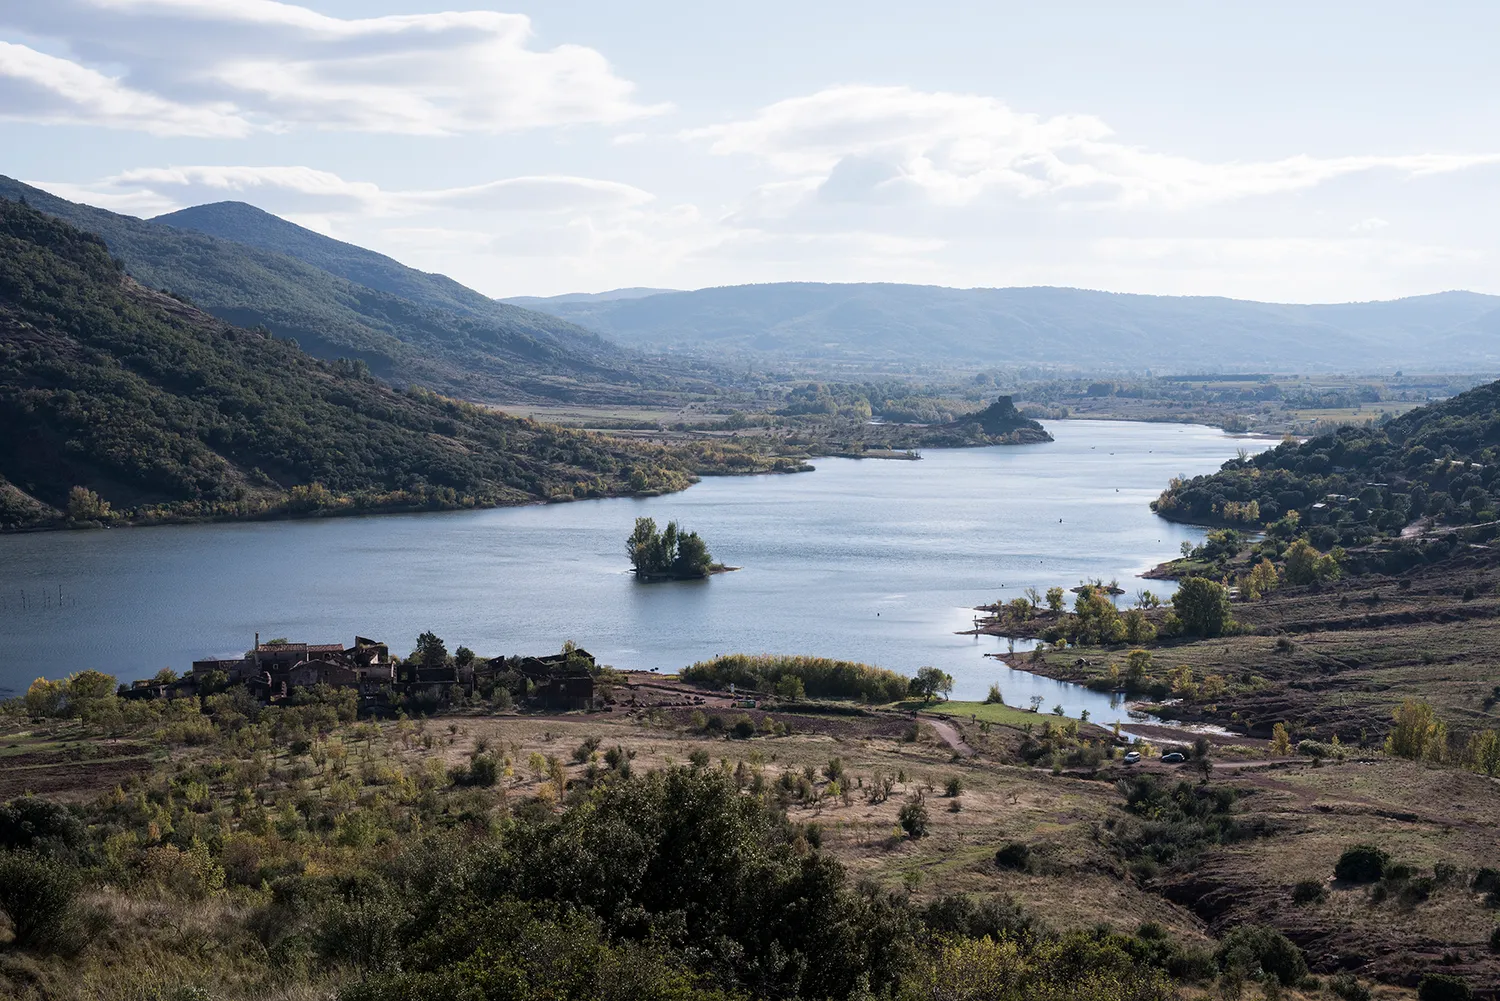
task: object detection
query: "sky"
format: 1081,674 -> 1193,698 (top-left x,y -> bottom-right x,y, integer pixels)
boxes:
1,0 -> 1498,301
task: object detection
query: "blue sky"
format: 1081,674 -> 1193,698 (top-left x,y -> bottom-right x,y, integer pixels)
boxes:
2,0 -> 1497,300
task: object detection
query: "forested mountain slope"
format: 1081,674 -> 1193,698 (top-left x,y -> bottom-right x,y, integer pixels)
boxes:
0,199 -> 766,530
1153,379 -> 1500,541
516,282 -> 1500,372
0,177 -> 687,403
155,201 -> 599,335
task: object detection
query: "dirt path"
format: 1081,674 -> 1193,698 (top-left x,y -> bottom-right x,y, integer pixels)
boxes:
926,718 -> 975,758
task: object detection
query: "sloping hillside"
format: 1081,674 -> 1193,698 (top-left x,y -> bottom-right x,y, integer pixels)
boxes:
0,177 -> 695,403
514,282 -> 1500,372
0,198 -> 774,531
155,201 -> 616,338
1153,379 -> 1500,539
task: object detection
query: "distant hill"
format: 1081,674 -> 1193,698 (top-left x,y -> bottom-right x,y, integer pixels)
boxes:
0,199 -> 752,530
513,281 -> 1500,373
0,178 -> 694,403
503,288 -> 679,307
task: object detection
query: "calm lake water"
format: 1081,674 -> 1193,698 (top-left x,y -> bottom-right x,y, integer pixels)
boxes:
0,420 -> 1268,724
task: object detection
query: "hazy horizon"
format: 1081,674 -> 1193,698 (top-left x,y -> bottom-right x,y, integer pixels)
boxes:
4,1 -> 1499,301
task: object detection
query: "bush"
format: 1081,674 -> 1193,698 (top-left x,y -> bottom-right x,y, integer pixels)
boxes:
1472,867 -> 1500,894
1330,973 -> 1372,1001
571,736 -> 601,764
0,849 -> 81,949
1489,926 -> 1500,953
1215,923 -> 1307,986
1291,879 -> 1326,904
0,798 -> 88,858
1334,844 -> 1389,883
731,717 -> 756,740
944,775 -> 964,797
994,842 -> 1032,872
898,798 -> 930,839
1418,973 -> 1473,1001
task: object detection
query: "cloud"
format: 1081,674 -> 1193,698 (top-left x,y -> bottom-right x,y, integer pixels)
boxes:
0,40 -> 250,136
48,165 -> 655,218
691,85 -> 1500,211
0,1 -> 665,135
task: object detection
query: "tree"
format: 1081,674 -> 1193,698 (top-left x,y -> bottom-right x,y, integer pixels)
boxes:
65,485 -> 111,522
898,797 -> 930,839
1271,722 -> 1292,756
413,632 -> 448,670
1122,608 -> 1156,645
1045,586 -> 1066,613
1245,558 -> 1279,600
1124,649 -> 1153,688
775,675 -> 805,700
1385,699 -> 1446,761
1171,577 -> 1232,637
1284,538 -> 1343,586
910,666 -> 954,704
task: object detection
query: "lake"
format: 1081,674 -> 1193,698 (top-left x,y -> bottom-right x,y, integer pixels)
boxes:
0,420 -> 1269,723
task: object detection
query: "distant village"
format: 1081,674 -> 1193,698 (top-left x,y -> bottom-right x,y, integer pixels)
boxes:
124,634 -> 606,713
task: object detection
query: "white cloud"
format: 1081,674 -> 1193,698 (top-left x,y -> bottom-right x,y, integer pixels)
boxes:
0,40 -> 250,136
1351,216 -> 1391,233
691,85 -> 1500,211
0,1 -> 664,135
48,165 -> 655,218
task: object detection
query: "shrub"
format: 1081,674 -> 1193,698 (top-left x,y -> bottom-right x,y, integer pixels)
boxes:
1215,923 -> 1307,986
571,736 -> 601,764
994,842 -> 1032,872
1334,844 -> 1389,883
944,775 -> 964,797
1489,926 -> 1500,953
1418,973 -> 1473,1001
0,798 -> 88,858
898,798 -> 930,839
731,716 -> 756,740
1472,867 -> 1500,894
1330,973 -> 1372,1001
0,849 -> 81,949
1291,879 -> 1326,904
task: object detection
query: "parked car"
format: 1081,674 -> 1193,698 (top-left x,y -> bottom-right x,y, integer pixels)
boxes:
1123,750 -> 1141,764
1161,752 -> 1186,763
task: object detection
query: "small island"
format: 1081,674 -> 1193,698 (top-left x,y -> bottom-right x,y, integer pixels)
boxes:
627,516 -> 735,580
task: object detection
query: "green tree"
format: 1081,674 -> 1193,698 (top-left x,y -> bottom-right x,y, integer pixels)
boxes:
413,632 -> 448,670
898,797 -> 930,839
1171,577 -> 1232,637
1045,586 -> 1066,613
910,666 -> 954,704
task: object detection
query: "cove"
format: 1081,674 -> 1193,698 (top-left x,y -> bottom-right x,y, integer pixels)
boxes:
0,420 -> 1270,725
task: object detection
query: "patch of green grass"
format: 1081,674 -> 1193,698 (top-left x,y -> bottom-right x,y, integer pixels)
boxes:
898,699 -> 1058,726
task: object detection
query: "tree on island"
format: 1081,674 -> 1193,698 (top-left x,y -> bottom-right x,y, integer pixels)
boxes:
628,516 -> 716,579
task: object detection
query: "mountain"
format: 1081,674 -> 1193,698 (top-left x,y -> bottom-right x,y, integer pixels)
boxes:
1153,377 -> 1500,541
0,198 -> 741,530
0,178 -> 695,403
155,201 -> 602,329
512,281 -> 1500,373
503,288 -> 679,307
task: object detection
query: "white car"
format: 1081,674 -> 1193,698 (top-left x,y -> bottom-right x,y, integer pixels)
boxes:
1123,750 -> 1141,764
